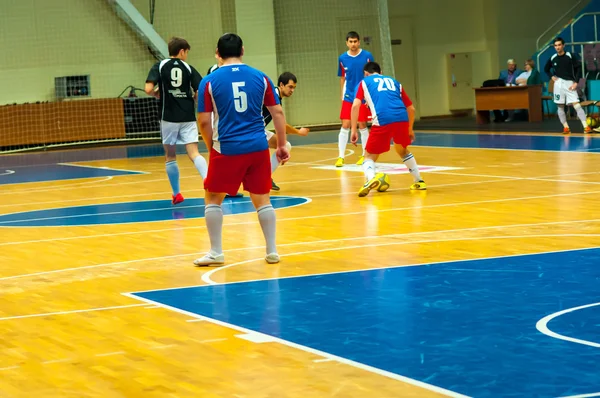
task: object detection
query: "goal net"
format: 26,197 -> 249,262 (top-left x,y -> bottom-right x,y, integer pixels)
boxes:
0,0 -> 393,153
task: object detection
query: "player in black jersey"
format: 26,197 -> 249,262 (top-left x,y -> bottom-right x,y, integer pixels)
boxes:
145,37 -> 208,205
544,37 -> 592,134
262,72 -> 309,191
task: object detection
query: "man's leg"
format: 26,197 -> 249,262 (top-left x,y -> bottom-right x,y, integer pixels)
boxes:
395,144 -> 426,190
244,149 -> 280,263
193,191 -> 227,266
337,101 -> 352,167
358,152 -> 381,197
184,143 -> 208,179
268,134 -> 290,191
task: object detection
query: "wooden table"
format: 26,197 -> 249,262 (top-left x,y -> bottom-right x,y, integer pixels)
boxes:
473,85 -> 543,124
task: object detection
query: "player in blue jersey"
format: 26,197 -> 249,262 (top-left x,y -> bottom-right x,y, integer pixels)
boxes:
350,62 -> 425,197
194,33 -> 290,266
336,31 -> 374,167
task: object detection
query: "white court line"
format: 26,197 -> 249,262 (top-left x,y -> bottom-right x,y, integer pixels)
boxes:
122,292 -> 470,398
0,176 -> 115,193
536,302 -> 600,349
2,177 -> 600,235
0,303 -> 146,321
559,392 -> 600,398
3,220 -> 600,282
0,196 -> 311,227
0,146 -> 350,193
434,171 -> 600,185
199,234 -> 600,285
412,143 -> 600,154
56,162 -> 149,175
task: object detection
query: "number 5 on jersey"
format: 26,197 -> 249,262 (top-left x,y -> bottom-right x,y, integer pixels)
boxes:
232,82 -> 248,112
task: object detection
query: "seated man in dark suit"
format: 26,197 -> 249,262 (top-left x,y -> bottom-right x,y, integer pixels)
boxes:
494,59 -> 523,122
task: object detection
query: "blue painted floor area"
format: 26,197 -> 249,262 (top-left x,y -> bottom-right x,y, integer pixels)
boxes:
0,196 -> 308,227
132,248 -> 600,397
414,132 -> 600,152
0,164 -> 143,185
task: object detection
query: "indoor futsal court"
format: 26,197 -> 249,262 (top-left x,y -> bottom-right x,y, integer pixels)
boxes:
1,130 -> 600,398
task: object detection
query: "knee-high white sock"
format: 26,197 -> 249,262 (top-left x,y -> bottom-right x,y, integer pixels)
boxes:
338,127 -> 350,158
359,128 -> 369,156
257,204 -> 277,254
557,106 -> 568,128
205,204 -> 223,255
165,160 -> 180,195
402,153 -> 422,182
573,104 -> 588,127
362,158 -> 376,181
193,155 -> 208,179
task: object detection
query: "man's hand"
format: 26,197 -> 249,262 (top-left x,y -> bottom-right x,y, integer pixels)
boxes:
298,127 -> 310,136
409,129 -> 415,143
350,129 -> 359,146
552,76 -> 559,82
276,145 -> 290,164
569,82 -> 578,91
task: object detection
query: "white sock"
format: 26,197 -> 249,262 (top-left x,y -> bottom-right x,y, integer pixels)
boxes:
557,106 -> 568,128
338,127 -> 350,158
402,153 -> 422,182
574,104 -> 588,127
257,204 -> 277,254
362,159 -> 376,181
165,160 -> 180,195
205,204 -> 223,255
359,128 -> 369,156
193,155 -> 208,179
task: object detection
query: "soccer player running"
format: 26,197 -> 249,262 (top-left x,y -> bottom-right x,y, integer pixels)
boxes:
336,31 -> 374,167
195,33 -> 290,266
262,72 -> 310,191
544,37 -> 592,134
145,37 -> 208,205
350,62 -> 425,197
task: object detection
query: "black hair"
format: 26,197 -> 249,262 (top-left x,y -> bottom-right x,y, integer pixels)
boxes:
278,72 -> 297,86
168,37 -> 190,57
346,31 -> 360,41
217,33 -> 243,59
363,61 -> 381,74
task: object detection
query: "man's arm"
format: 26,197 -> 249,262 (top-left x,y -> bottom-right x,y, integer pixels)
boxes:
350,98 -> 362,145
145,63 -> 160,98
266,105 -> 290,163
285,124 -> 309,136
197,112 -> 213,151
196,79 -> 213,151
400,87 -> 416,142
544,58 -> 553,79
264,75 -> 289,163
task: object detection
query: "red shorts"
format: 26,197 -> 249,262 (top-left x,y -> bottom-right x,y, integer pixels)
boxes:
365,122 -> 411,155
204,148 -> 271,196
340,101 -> 371,122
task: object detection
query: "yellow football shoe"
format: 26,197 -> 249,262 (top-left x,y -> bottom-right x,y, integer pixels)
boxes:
410,180 -> 427,190
335,157 -> 344,167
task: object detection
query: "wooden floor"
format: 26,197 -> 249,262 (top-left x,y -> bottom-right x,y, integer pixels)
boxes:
1,131 -> 600,397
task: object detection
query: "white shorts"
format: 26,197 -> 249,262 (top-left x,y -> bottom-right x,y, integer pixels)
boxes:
553,79 -> 579,105
161,121 -> 198,145
265,129 -> 275,141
